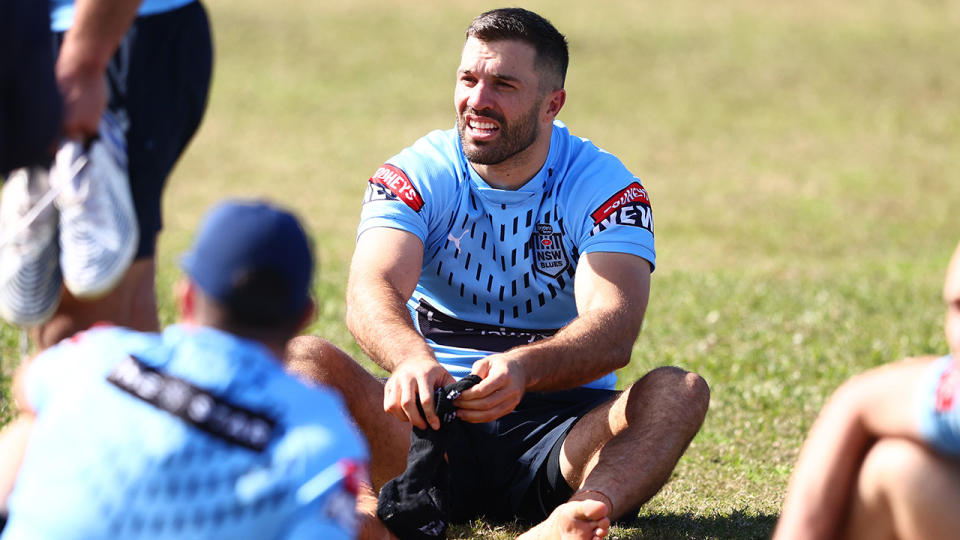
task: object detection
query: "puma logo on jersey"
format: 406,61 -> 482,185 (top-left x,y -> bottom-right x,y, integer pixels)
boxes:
447,230 -> 469,254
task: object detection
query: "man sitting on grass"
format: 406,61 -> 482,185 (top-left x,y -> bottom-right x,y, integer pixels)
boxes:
0,200 -> 368,539
775,239 -> 960,540
287,8 -> 709,540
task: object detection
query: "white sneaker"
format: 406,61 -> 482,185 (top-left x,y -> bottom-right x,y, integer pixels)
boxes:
0,167 -> 63,326
53,113 -> 139,299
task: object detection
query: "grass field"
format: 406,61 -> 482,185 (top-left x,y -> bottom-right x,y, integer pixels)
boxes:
3,1 -> 960,538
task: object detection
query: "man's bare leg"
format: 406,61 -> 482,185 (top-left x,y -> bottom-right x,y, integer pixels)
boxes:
843,437 -> 960,540
554,366 -> 709,525
34,258 -> 158,348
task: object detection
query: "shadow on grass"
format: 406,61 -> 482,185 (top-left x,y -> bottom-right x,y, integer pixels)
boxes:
449,510 -> 778,539
615,510 -> 778,539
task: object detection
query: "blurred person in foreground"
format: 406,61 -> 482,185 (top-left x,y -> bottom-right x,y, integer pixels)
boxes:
0,0 -> 212,346
775,240 -> 960,540
288,8 -> 709,540
0,200 -> 369,539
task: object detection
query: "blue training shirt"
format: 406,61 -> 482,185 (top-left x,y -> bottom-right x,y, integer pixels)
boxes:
359,121 -> 655,390
50,0 -> 196,32
2,324 -> 368,540
917,355 -> 960,454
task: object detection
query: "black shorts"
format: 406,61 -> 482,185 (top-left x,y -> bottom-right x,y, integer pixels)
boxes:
1,0 -> 61,175
55,1 -> 213,258
445,386 -> 617,523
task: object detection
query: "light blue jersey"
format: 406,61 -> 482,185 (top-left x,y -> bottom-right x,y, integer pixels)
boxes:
3,324 -> 368,540
918,355 -> 960,454
50,0 -> 196,32
359,121 -> 655,390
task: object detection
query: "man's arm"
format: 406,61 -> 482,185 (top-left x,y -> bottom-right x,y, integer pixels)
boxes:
345,227 -> 456,431
774,358 -> 934,540
56,0 -> 144,139
455,251 -> 651,423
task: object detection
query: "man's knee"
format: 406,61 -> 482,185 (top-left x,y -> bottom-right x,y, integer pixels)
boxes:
848,437 -> 958,539
858,438 -> 939,508
628,366 -> 710,425
285,335 -> 345,384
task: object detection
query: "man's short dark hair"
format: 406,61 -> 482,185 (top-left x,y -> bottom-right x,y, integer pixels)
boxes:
465,8 -> 569,91
214,267 -> 313,340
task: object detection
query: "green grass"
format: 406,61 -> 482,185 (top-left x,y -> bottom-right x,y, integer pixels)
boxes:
3,1 -> 960,537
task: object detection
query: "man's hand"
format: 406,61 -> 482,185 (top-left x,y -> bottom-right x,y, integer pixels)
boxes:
55,60 -> 108,140
455,352 -> 528,423
383,358 -> 456,430
52,0 -> 146,140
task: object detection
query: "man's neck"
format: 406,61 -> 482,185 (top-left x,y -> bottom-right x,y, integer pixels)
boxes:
471,128 -> 553,190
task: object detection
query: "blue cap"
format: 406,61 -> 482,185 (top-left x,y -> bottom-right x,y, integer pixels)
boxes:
180,200 -> 313,322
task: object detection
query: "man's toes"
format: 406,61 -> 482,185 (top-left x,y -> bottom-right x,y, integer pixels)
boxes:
573,499 -> 610,521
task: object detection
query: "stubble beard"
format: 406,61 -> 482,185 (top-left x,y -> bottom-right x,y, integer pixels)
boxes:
458,101 -> 541,166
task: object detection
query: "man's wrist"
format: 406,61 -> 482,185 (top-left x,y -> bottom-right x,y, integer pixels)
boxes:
57,36 -> 113,79
383,350 -> 440,373
502,349 -> 539,390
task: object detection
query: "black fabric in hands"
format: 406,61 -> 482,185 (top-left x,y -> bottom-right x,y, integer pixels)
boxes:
430,374 -> 482,425
376,374 -> 482,540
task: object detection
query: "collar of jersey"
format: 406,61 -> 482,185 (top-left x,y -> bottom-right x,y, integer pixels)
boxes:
464,123 -> 561,207
159,323 -> 278,389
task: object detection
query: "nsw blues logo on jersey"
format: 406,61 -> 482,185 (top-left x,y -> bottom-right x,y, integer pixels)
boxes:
532,223 -> 570,278
589,181 -> 653,236
364,164 -> 425,212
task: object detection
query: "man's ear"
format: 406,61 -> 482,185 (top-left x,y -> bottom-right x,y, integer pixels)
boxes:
543,88 -> 566,121
176,278 -> 196,323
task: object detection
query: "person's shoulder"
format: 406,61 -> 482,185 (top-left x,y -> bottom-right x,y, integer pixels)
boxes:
408,127 -> 461,159
272,372 -> 361,431
553,125 -> 641,209
280,376 -> 352,419
553,121 -> 633,177
366,127 -> 464,218
271,376 -> 368,456
45,324 -> 159,358
27,325 -> 161,404
388,128 -> 463,183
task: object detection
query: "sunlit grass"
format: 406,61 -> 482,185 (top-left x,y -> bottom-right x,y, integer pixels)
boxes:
3,1 -> 959,537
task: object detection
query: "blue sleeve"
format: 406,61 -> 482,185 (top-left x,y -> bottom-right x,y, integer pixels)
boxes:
277,388 -> 370,540
282,488 -> 358,540
22,348 -> 62,414
562,147 -> 656,270
917,356 -> 960,455
281,450 -> 368,540
357,130 -> 461,246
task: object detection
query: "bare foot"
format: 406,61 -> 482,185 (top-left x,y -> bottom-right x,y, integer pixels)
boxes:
518,500 -> 611,540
